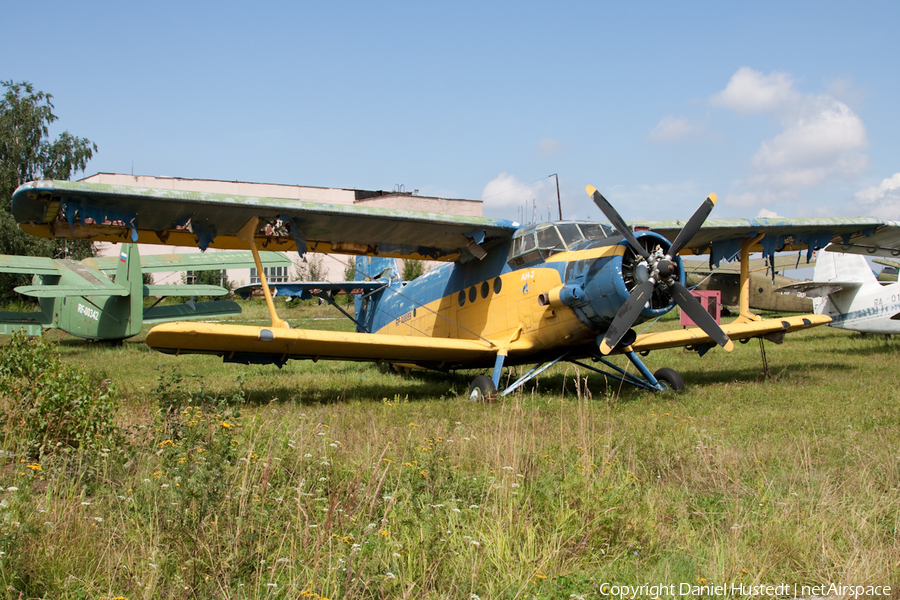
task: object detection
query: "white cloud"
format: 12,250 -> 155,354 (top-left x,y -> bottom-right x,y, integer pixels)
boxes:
756,208 -> 781,218
647,116 -> 700,143
748,96 -> 868,188
850,173 -> 900,218
536,138 -> 563,157
481,173 -> 556,220
710,67 -> 799,114
712,67 -> 869,209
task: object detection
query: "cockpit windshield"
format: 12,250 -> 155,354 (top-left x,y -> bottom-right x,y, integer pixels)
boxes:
508,222 -> 615,266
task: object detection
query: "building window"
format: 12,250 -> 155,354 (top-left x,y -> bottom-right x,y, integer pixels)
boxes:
251,266 -> 289,284
185,270 -> 198,284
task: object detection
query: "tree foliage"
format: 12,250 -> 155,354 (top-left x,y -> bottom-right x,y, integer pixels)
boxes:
295,253 -> 327,281
402,259 -> 426,281
0,80 -> 98,301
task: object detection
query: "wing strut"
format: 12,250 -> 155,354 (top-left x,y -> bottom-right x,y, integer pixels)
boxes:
736,234 -> 765,323
238,218 -> 289,329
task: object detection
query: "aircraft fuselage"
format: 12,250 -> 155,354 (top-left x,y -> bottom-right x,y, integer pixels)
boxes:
355,221 -> 683,366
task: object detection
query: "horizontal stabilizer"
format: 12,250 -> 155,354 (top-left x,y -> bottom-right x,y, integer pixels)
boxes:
143,300 -> 242,324
235,281 -> 386,300
0,255 -> 64,275
14,283 -> 128,298
776,281 -> 855,299
143,284 -> 229,297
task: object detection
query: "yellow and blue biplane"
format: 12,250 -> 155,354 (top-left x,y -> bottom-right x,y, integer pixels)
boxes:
11,179 -> 900,395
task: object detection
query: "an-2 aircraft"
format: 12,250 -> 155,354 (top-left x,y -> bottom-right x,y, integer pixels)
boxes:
11,179 -> 900,396
681,255 -> 813,313
0,243 -> 290,341
780,248 -> 900,335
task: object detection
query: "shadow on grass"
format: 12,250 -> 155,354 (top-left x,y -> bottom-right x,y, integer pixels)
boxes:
196,353 -> 856,406
238,367 -> 468,406
498,358 -> 855,401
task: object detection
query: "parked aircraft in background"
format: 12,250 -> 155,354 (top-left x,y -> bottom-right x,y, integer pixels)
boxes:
781,249 -> 900,335
682,256 -> 813,313
874,258 -> 900,282
0,244 -> 290,340
12,180 -> 900,395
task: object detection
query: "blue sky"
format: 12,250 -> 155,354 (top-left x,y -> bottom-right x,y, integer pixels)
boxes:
4,1 -> 899,223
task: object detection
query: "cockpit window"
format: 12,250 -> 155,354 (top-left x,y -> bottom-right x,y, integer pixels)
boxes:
536,226 -> 563,252
557,223 -> 584,247
580,223 -> 614,240
508,222 -> 615,266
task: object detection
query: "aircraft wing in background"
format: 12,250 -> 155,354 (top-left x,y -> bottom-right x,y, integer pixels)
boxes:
235,281 -> 388,301
85,249 -> 292,274
0,255 -> 66,276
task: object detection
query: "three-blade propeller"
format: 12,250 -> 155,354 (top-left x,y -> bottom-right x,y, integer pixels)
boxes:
586,185 -> 734,355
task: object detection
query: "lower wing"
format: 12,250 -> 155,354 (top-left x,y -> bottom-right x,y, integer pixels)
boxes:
146,322 -> 496,368
631,314 -> 831,352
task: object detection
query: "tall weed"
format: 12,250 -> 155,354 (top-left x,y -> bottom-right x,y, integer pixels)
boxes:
0,331 -> 118,460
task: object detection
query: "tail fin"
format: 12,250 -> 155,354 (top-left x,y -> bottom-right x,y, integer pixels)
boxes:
814,251 -> 879,287
114,243 -> 145,336
354,256 -> 401,282
353,256 -> 402,333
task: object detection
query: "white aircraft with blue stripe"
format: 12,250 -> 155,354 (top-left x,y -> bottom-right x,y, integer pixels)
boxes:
781,249 -> 900,335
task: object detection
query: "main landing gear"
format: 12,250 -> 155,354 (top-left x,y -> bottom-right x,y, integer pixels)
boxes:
467,349 -> 684,401
467,375 -> 497,402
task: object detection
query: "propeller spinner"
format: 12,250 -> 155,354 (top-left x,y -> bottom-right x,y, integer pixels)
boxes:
586,185 -> 734,355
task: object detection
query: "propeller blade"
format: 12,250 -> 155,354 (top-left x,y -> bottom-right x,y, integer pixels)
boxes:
599,280 -> 655,355
587,185 -> 650,260
666,193 -> 717,258
671,282 -> 734,351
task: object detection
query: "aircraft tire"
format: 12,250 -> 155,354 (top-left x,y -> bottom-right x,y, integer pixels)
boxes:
653,368 -> 685,393
468,375 -> 497,402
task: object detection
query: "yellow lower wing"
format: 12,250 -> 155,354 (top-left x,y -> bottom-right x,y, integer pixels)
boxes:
146,322 -> 497,367
630,314 -> 831,352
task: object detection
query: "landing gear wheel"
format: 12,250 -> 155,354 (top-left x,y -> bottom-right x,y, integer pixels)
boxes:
468,375 -> 497,402
654,367 -> 685,393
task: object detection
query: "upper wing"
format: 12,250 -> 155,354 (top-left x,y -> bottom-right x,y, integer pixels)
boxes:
84,250 -> 292,274
0,255 -> 65,276
638,217 -> 900,263
631,314 -> 832,352
12,180 -> 519,261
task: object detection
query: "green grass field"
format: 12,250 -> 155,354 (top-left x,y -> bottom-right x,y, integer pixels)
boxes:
1,299 -> 898,599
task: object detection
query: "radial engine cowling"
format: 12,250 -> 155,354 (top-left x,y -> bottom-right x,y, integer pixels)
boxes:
551,231 -> 684,331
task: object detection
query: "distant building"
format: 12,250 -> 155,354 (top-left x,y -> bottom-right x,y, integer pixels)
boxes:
80,173 -> 482,286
